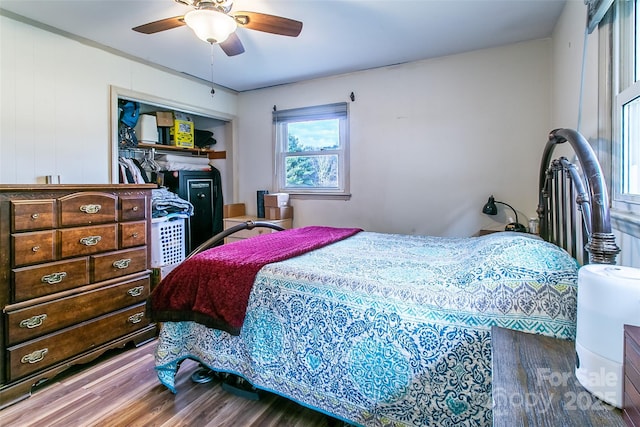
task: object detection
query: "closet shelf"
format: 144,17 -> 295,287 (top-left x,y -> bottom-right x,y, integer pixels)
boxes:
137,143 -> 226,160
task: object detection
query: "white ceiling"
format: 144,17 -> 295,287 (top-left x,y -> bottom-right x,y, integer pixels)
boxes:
0,0 -> 567,92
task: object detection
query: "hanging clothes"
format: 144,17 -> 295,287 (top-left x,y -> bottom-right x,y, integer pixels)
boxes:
118,157 -> 148,184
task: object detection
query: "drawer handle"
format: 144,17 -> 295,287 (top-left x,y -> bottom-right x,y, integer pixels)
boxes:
19,314 -> 48,329
131,232 -> 139,238
80,235 -> 102,246
132,206 -> 139,212
113,258 -> 131,269
128,312 -> 144,324
127,286 -> 144,297
80,204 -> 101,214
41,271 -> 67,284
21,348 -> 48,364
32,246 -> 40,252
31,213 -> 40,220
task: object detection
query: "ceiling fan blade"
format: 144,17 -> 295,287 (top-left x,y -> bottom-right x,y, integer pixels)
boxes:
219,32 -> 245,56
132,16 -> 185,34
232,11 -> 302,37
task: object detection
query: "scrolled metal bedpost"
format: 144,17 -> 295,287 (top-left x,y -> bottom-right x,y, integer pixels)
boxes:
538,128 -> 620,264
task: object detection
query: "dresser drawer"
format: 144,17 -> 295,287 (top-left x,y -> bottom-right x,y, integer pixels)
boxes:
11,199 -> 55,232
225,236 -> 245,244
119,195 -> 147,222
12,258 -> 90,302
59,224 -> 118,258
626,326 -> 640,375
119,220 -> 147,248
58,192 -> 117,227
624,325 -> 640,426
6,302 -> 149,381
11,230 -> 56,267
223,217 -> 292,243
229,227 -> 275,239
6,275 -> 151,345
90,247 -> 147,282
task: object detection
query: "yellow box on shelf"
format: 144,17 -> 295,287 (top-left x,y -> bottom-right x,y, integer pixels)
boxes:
170,119 -> 194,148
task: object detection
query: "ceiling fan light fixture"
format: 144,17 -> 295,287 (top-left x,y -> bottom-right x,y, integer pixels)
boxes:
184,9 -> 237,44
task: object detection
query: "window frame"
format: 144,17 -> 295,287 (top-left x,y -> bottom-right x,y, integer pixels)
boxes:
604,0 -> 640,237
612,0 -> 638,206
615,83 -> 640,203
273,102 -> 351,199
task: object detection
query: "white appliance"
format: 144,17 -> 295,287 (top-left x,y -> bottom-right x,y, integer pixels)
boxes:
134,114 -> 159,144
575,264 -> 640,408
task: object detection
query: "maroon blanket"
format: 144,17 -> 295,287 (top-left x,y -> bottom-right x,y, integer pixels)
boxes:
147,226 -> 361,335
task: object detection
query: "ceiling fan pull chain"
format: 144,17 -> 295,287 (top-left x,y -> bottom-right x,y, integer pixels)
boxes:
210,42 -> 215,96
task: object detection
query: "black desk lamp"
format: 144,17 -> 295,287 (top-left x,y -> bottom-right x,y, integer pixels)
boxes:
482,195 -> 527,232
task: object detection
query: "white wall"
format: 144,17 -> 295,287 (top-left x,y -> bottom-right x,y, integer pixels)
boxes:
552,0 -> 597,133
552,1 -> 640,267
237,40 -> 553,237
0,15 -> 238,189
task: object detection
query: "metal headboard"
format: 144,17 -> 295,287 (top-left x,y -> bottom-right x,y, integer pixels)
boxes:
538,128 -> 620,264
184,220 -> 286,261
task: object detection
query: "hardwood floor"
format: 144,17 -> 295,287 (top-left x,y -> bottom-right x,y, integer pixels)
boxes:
1,340 -> 341,427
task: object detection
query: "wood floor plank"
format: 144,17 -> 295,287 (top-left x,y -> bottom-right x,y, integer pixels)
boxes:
0,340 -> 338,427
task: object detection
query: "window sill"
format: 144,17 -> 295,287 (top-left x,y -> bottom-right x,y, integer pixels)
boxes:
611,209 -> 640,239
289,193 -> 352,201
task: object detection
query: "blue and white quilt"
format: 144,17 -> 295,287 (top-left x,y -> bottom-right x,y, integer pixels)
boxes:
154,231 -> 579,426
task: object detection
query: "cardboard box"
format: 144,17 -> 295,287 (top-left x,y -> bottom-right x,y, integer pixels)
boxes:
155,111 -> 174,127
264,193 -> 290,207
170,119 -> 195,148
266,206 -> 293,220
223,203 -> 246,218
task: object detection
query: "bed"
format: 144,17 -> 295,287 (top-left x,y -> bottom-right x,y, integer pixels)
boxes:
148,128 -> 620,426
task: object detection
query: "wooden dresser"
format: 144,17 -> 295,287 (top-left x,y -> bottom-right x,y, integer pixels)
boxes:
0,184 -> 157,408
624,324 -> 640,426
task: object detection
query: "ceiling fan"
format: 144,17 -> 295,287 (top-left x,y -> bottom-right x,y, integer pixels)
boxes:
132,0 -> 303,57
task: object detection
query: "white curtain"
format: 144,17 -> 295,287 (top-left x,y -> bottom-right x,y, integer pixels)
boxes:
585,0 -> 615,33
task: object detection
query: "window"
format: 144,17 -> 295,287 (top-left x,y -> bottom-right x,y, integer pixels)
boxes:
620,89 -> 640,195
273,103 -> 350,198
613,0 -> 639,206
608,0 -> 640,231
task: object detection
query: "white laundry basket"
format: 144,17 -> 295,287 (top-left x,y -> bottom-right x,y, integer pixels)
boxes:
151,215 -> 187,267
